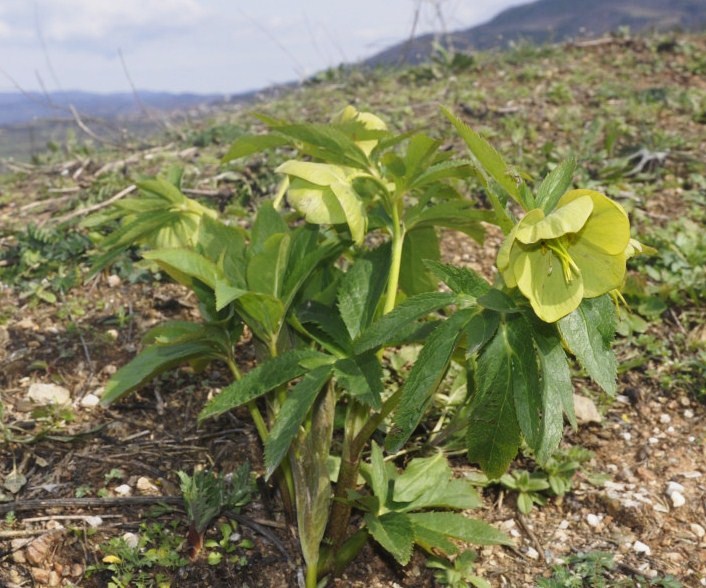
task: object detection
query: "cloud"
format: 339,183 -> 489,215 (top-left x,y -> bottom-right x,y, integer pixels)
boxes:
37,0 -> 206,42
0,20 -> 11,39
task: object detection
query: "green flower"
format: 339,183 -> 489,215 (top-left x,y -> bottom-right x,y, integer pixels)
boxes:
497,189 -> 631,323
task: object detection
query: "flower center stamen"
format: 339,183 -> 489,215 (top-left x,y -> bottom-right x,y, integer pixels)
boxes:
544,239 -> 580,284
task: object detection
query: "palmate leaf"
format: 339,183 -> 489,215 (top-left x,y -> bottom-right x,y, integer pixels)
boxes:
354,291 -> 456,354
558,294 -> 617,395
264,365 -> 333,478
275,123 -> 371,170
364,511 -> 415,566
409,160 -> 475,189
198,350 -> 328,421
386,308 -> 476,453
101,340 -> 223,405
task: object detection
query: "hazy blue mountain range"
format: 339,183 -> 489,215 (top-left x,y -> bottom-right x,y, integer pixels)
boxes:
0,90 -> 250,127
364,0 -> 706,66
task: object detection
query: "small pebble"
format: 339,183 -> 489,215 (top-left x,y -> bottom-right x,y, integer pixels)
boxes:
622,432 -> 632,441
106,329 -> 119,341
122,532 -> 139,549
84,516 -> 103,528
681,471 -> 702,479
107,275 -> 122,288
648,437 -> 659,445
659,414 -> 671,424
633,541 -> 651,555
79,394 -> 100,408
114,484 -> 132,497
525,546 -> 540,560
136,477 -> 160,495
666,481 -> 685,494
684,409 -> 694,419
586,514 -> 602,527
690,524 -> 705,539
669,491 -> 686,508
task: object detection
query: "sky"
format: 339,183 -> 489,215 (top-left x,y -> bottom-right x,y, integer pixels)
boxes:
0,0 -> 533,96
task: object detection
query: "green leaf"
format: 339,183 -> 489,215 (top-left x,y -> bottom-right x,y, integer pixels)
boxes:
222,133 -> 290,163
143,248 -> 220,289
364,512 -> 415,565
441,107 -> 522,201
536,157 -> 576,214
198,350 -> 326,421
333,352 -> 384,409
465,310 -> 500,356
424,261 -> 490,297
408,478 -> 482,511
386,308 -> 475,452
354,291 -> 455,354
329,181 -> 367,245
275,123 -> 370,169
558,295 -> 617,395
102,341 -> 221,405
290,386 -> 335,572
337,245 -> 390,341
393,453 -> 451,504
137,176 -> 187,205
408,512 -> 511,546
532,323 -> 575,462
407,201 -> 489,243
399,227 -> 440,296
250,202 -> 288,254
236,291 -> 285,342
264,365 -> 333,478
296,300 -> 352,354
505,317 -> 543,450
466,321 -> 522,479
368,441 -> 392,504
412,524 -> 458,556
197,215 -> 247,288
476,289 -> 517,312
214,280 -> 248,311
246,233 -> 290,296
409,160 -> 475,189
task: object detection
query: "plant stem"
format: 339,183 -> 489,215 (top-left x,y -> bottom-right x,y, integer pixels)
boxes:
325,400 -> 367,552
485,187 -> 515,235
306,561 -> 318,588
226,358 -> 270,444
383,199 -> 405,315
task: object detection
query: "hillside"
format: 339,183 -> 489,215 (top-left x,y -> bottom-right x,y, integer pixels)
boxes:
0,30 -> 705,588
365,0 -> 706,66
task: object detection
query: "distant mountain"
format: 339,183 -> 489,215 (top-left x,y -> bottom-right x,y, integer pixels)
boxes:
365,0 -> 706,66
0,90 -> 253,127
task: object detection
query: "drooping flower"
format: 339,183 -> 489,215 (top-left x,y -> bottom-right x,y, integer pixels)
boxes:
497,189 -> 631,323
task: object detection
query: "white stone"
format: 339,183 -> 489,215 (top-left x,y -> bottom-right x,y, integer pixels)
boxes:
684,409 -> 695,419
681,471 -> 702,479
622,432 -> 632,441
558,520 -> 570,530
114,484 -> 132,497
106,329 -> 119,341
690,523 -> 705,539
79,394 -> 100,408
84,516 -> 103,528
633,541 -> 651,555
659,413 -> 671,424
669,491 -> 686,508
136,477 -> 160,495
666,481 -> 685,494
586,514 -> 602,527
107,274 -> 122,288
573,394 -> 602,423
121,532 -> 139,549
27,383 -> 71,406
648,437 -> 659,445
525,546 -> 540,560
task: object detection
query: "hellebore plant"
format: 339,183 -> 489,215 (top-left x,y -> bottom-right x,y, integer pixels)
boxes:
89,105 -> 641,587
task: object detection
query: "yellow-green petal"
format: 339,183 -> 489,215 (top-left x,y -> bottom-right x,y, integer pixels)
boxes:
515,196 -> 593,245
559,190 -> 630,255
287,179 -> 347,225
513,245 -> 584,323
568,240 -> 627,297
